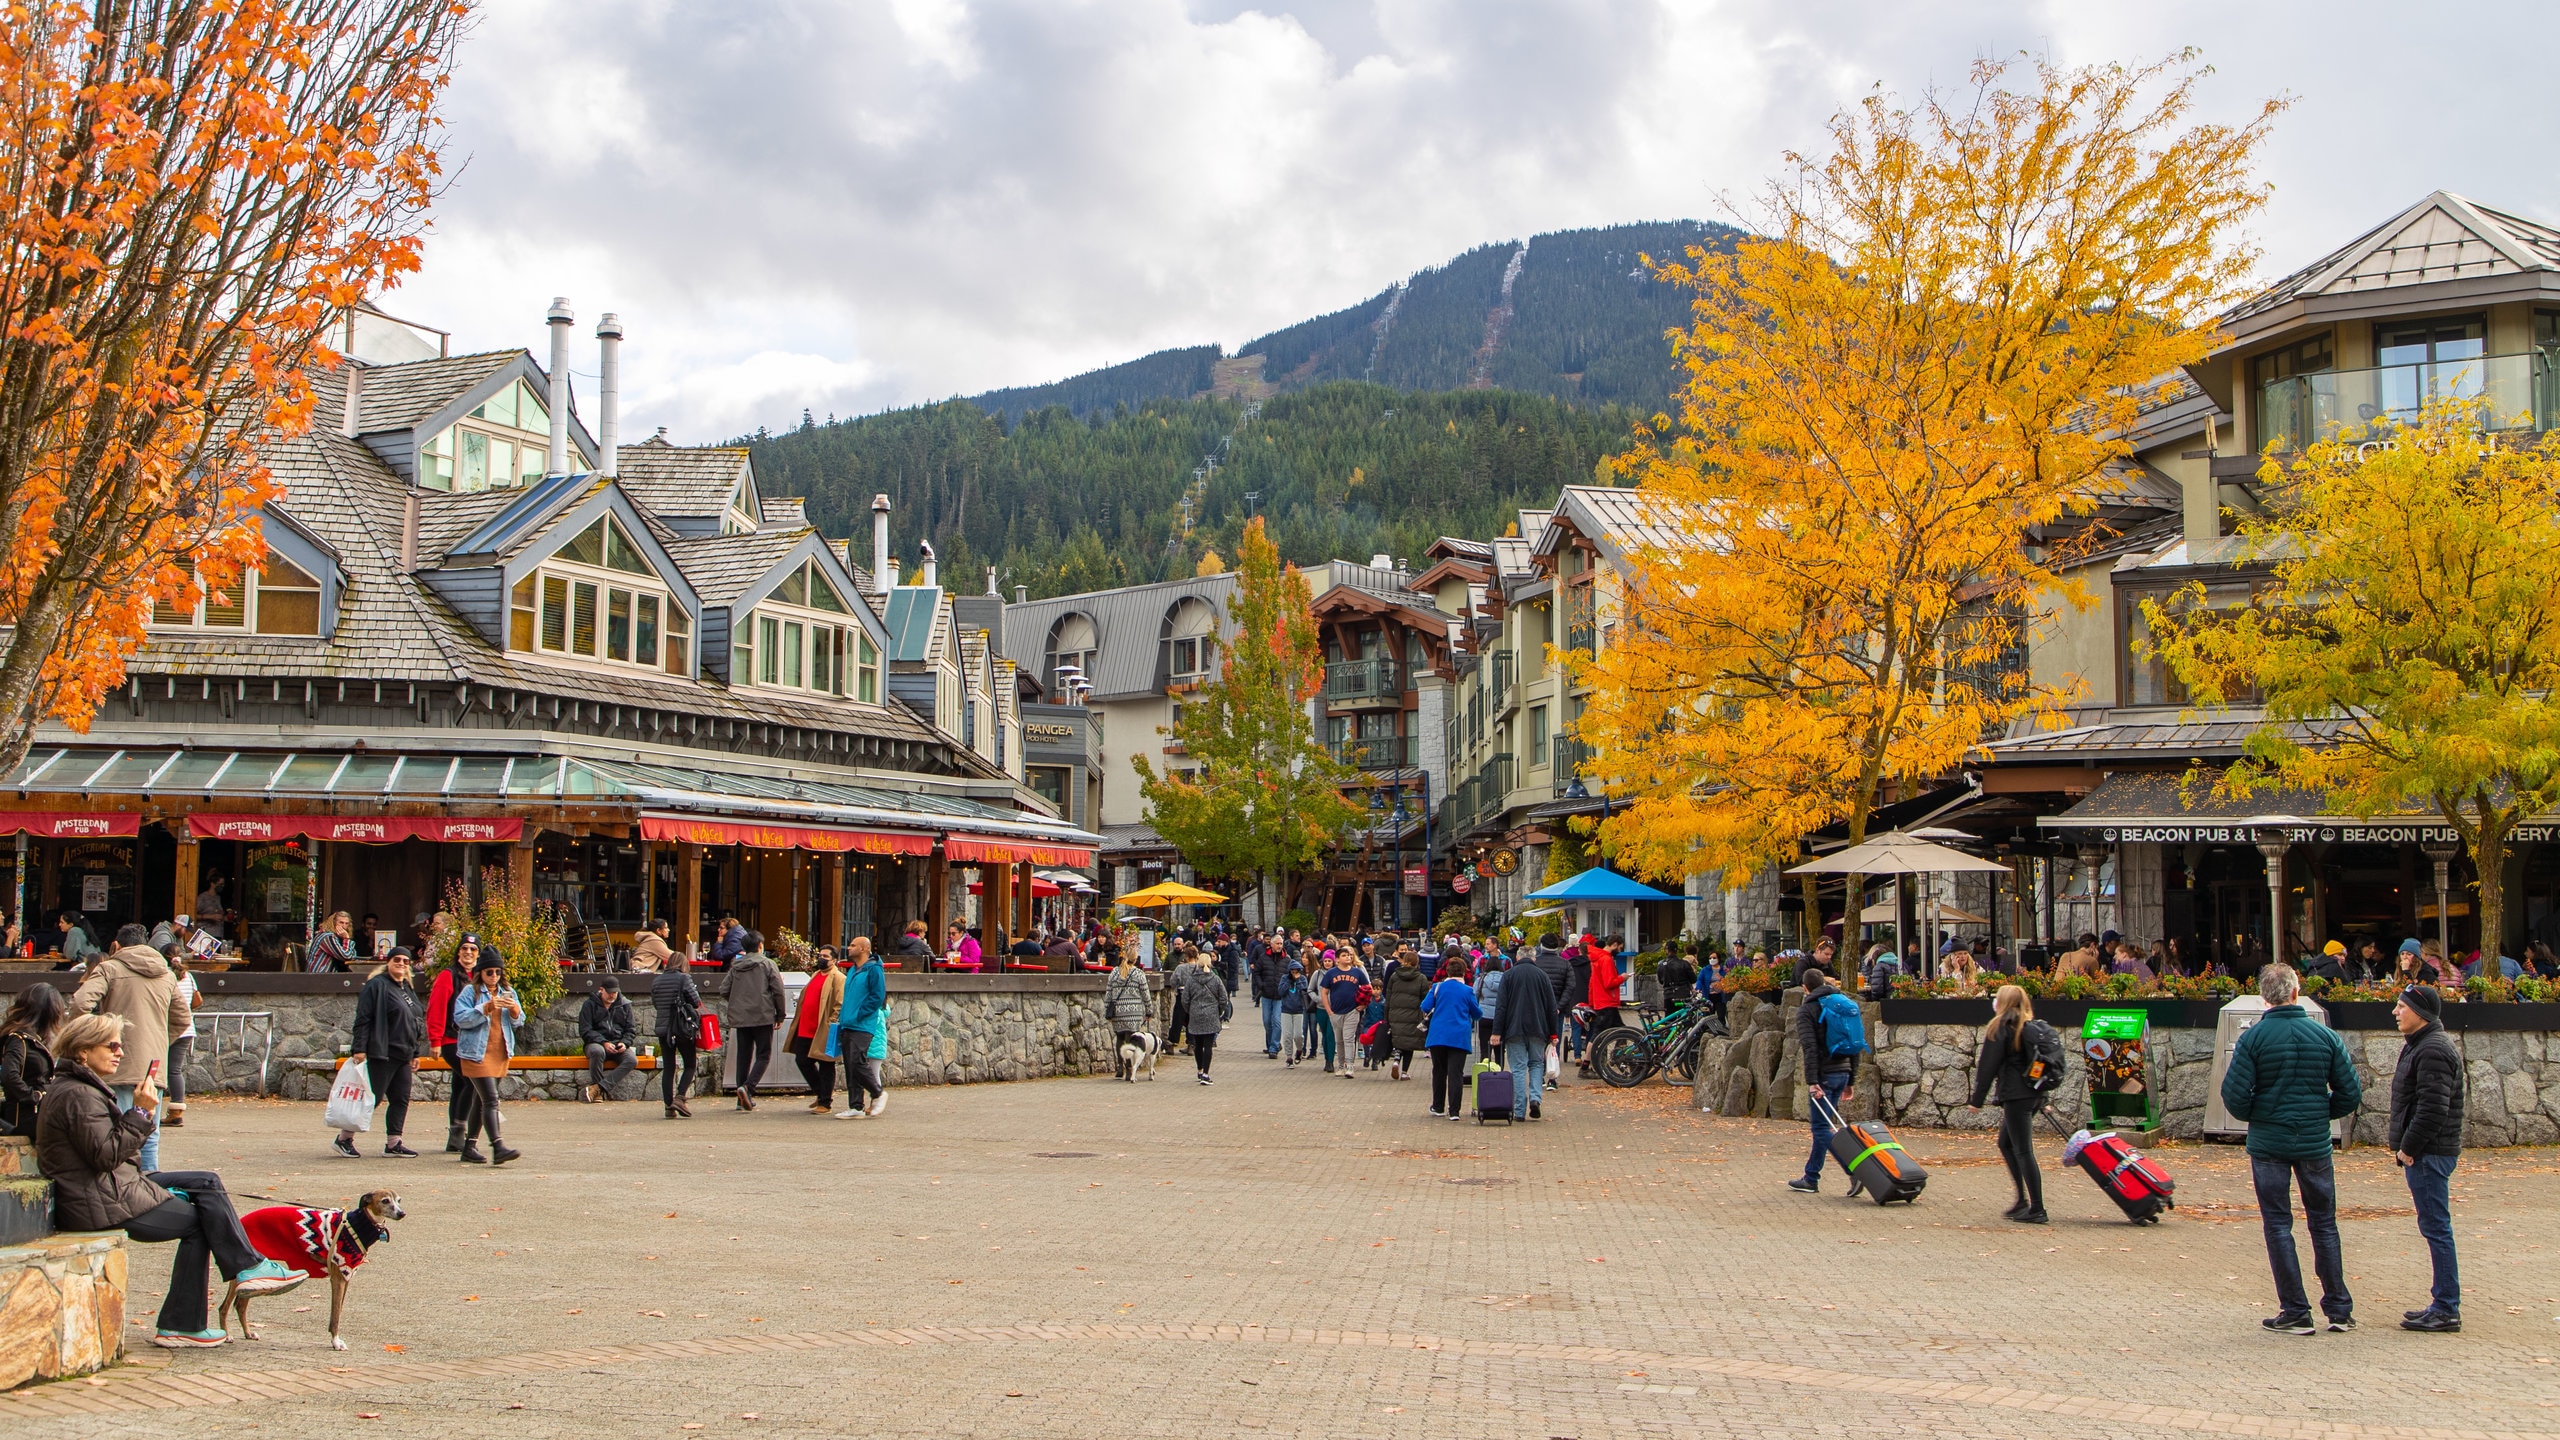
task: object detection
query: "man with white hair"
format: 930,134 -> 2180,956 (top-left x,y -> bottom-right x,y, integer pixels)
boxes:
2219,963 -> 2363,1336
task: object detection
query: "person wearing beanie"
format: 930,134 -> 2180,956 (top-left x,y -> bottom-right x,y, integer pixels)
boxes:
2305,939 -> 2348,983
2388,983 -> 2464,1332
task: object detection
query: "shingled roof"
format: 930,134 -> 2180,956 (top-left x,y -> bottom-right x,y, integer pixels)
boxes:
618,437 -> 752,520
354,350 -> 521,435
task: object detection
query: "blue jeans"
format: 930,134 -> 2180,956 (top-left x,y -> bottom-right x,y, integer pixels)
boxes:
1260,996 -> 1283,1055
2403,1153 -> 2459,1316
1803,1072 -> 1852,1185
113,1084 -> 161,1175
2251,1153 -> 2351,1320
1506,1038 -> 1548,1108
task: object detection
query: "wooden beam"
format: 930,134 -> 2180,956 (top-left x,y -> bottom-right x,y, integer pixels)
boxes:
986,861 -> 1012,954
927,851 -> 948,959
821,854 -> 846,949
505,840 -> 534,912
675,842 -> 703,959
172,834 -> 200,929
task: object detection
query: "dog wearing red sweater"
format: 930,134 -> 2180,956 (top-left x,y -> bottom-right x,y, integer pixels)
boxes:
223,1190 -> 405,1350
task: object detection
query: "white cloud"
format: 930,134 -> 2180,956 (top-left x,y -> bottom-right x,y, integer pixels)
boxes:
388,0 -> 2560,442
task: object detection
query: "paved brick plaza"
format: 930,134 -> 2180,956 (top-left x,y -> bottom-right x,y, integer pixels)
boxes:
9,1058 -> 2558,1439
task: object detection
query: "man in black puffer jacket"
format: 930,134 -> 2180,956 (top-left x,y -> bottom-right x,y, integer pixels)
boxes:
1533,941 -> 1574,1080
2388,984 -> 2465,1332
1250,934 -> 1289,1057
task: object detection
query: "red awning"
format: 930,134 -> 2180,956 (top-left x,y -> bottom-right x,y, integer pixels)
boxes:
185,815 -> 523,844
0,811 -> 138,839
639,815 -> 935,856
945,835 -> 1095,867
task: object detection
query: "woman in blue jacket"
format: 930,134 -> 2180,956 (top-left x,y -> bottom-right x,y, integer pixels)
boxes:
450,950 -> 522,1165
1419,967 -> 1481,1120
832,938 -> 889,1119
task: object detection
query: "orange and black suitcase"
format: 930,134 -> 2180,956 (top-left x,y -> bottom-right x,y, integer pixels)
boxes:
1813,1090 -> 1926,1205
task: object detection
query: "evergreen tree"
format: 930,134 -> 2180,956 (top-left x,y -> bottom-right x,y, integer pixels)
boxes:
1133,518 -> 1360,925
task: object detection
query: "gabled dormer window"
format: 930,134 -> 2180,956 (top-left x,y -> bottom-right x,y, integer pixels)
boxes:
419,378 -> 557,493
735,559 -> 870,698
507,515 -> 689,674
150,552 -> 324,635
723,478 -> 757,535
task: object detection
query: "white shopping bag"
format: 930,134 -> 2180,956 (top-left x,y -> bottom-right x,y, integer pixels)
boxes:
322,1057 -> 376,1133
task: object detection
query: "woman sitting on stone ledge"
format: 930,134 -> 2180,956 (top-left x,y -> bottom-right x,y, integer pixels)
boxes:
34,1012 -> 309,1348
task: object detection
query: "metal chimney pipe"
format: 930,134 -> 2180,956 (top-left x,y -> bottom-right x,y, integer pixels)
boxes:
985,565 -> 998,596
340,360 -> 363,439
918,541 -> 937,590
870,494 -> 892,593
545,297 -> 574,476
1014,584 -> 1028,604
594,312 -> 622,478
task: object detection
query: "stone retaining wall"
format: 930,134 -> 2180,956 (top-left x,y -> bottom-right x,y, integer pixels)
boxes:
98,971 -> 1165,1097
0,1138 -> 126,1390
1691,988 -> 2560,1147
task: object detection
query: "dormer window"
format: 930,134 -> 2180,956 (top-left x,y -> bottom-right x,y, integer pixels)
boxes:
419,379 -> 556,493
149,553 -> 324,636
507,515 -> 688,674
735,557 -> 871,698
723,478 -> 758,535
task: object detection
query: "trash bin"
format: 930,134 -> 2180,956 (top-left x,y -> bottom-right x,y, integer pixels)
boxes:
2202,992 -> 2346,1146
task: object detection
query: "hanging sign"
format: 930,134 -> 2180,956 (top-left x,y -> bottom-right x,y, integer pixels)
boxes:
1488,848 -> 1521,876
0,811 -> 138,839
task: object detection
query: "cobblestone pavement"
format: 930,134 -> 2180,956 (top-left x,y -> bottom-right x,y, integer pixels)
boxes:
10,1053 -> 2560,1438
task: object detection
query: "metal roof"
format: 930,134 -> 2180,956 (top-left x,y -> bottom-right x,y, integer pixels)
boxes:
2222,191 -> 2560,328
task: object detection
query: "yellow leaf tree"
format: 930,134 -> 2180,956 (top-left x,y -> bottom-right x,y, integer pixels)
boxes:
1573,54 -> 2278,933
0,0 -> 462,770
2144,402 -> 2560,966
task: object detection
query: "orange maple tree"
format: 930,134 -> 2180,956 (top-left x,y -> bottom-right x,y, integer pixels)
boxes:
0,0 -> 463,769
1571,54 -> 2279,922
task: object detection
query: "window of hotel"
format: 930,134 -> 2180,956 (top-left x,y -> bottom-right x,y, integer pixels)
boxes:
1163,599 -> 1218,685
2247,334 -> 2336,452
2373,315 -> 2487,423
1028,765 -> 1069,815
2120,583 -> 2263,707
507,515 -> 683,673
417,379 -> 558,492
1529,705 -> 1549,765
150,553 -> 325,635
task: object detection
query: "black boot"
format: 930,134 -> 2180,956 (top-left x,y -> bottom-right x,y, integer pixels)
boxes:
445,1122 -> 465,1154
459,1139 -> 487,1164
489,1113 -> 520,1166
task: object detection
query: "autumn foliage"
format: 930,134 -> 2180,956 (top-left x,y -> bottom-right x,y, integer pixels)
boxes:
1573,55 -> 2280,898
0,0 -> 463,767
2145,401 -> 2560,961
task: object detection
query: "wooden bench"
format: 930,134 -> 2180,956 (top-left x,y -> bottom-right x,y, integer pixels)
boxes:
417,1054 -> 660,1072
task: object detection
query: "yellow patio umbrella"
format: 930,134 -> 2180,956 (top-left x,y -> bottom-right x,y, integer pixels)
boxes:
1114,880 -> 1227,908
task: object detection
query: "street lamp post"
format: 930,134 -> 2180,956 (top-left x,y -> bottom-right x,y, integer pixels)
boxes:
2252,829 -> 2293,963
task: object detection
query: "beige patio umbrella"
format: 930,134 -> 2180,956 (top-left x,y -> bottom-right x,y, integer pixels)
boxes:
1793,833 -> 2008,976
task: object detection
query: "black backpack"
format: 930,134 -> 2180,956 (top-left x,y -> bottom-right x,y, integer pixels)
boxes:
2020,1019 -> 2067,1092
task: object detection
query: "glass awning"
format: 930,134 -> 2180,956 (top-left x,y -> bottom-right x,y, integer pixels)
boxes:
2,746 -> 1099,848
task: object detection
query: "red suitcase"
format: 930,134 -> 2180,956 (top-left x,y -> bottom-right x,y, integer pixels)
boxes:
2045,1108 -> 2173,1224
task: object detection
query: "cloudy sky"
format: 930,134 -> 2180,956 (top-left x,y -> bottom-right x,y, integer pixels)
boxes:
388,0 -> 2560,443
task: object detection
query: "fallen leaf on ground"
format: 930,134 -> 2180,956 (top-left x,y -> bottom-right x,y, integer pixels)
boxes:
640,1310 -> 667,1318
382,1344 -> 405,1353
357,1414 -> 381,1421
564,1309 -> 583,1315
294,1306 -> 313,1313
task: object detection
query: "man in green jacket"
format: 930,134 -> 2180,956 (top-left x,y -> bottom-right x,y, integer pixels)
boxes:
2219,963 -> 2362,1336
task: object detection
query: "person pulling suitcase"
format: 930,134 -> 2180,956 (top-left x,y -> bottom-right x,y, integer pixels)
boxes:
1966,983 -> 2058,1224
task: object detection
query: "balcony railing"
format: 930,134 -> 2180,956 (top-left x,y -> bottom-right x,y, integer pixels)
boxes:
2256,351 -> 2555,453
1328,735 -> 1417,770
1490,649 -> 1519,714
1551,736 -> 1592,796
1323,657 -> 1401,703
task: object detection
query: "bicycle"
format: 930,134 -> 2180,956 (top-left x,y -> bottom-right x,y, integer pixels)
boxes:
1589,1000 -> 1719,1088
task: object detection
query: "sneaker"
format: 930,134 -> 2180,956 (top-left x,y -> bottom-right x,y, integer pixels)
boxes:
2400,1311 -> 2461,1333
331,1134 -> 360,1160
231,1259 -> 308,1297
1430,1107 -> 1445,1117
2326,1316 -> 2356,1333
834,1108 -> 867,1119
2015,1207 -> 2049,1225
1197,1073 -> 1212,1085
867,1093 -> 885,1117
583,1084 -> 600,1104
152,1328 -> 228,1348
1387,1059 -> 1402,1081
1786,1177 -> 1819,1195
1447,1110 -> 1463,1122
383,1141 -> 420,1158
2403,1308 -> 2435,1322
2261,1313 -> 2317,1336
1528,1102 -> 1541,1119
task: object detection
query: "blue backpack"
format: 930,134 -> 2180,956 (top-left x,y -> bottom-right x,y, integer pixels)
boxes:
1817,991 -> 1868,1059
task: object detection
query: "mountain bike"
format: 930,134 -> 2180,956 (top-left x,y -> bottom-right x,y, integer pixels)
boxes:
1590,1000 -> 1718,1088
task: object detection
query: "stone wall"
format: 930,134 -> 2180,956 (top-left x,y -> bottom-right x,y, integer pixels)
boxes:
1691,990 -> 2560,1147
0,1138 -> 126,1390
122,970 -> 1162,1097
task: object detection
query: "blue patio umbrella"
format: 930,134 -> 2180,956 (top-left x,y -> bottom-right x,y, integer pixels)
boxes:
1524,867 -> 1679,952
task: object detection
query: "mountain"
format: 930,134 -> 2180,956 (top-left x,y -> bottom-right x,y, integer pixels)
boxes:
955,219 -> 1741,422
747,383 -> 1640,600
740,219 -> 1741,598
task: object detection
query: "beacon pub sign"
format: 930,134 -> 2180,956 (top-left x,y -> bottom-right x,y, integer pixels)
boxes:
2058,820 -> 2559,847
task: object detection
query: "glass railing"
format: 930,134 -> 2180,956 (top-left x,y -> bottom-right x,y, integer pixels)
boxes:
1551,736 -> 1592,796
1323,657 -> 1401,701
2255,351 -> 2553,453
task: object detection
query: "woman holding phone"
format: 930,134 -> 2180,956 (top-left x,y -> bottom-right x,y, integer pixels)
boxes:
450,948 -> 523,1165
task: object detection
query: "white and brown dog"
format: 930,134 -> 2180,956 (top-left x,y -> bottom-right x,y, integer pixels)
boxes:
224,1190 -> 404,1350
1118,1031 -> 1162,1081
